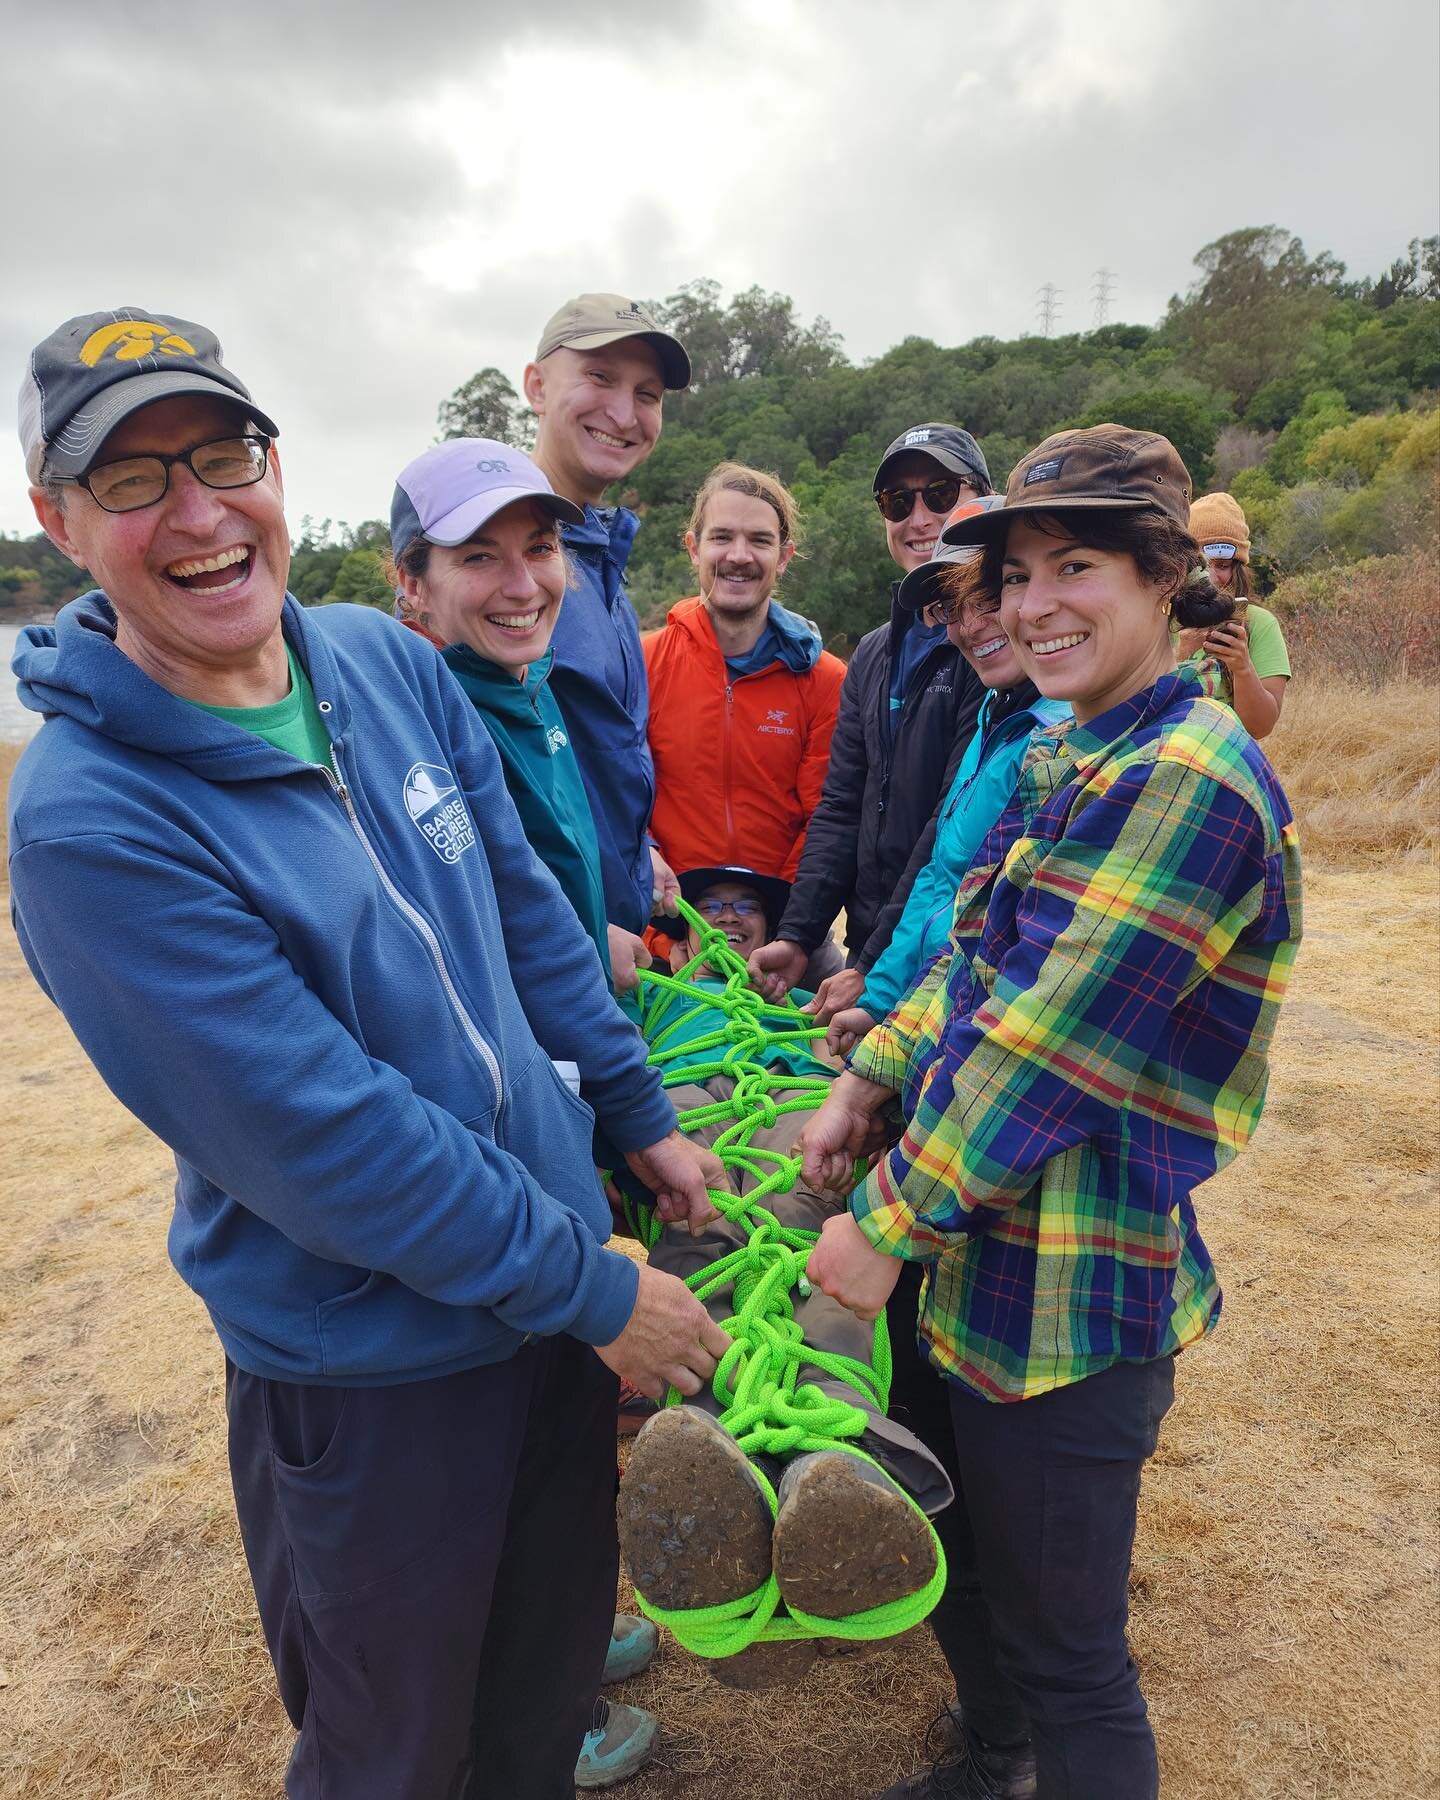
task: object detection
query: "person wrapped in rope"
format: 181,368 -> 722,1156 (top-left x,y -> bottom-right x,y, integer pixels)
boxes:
614,867 -> 953,1688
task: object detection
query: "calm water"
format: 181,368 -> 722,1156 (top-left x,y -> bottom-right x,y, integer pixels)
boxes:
0,619 -> 45,743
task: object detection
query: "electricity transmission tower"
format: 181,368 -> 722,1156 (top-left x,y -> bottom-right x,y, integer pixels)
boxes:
1036,284 -> 1061,336
1092,268 -> 1117,329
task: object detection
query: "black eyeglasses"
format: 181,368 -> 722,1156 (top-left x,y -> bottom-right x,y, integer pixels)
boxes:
60,434 -> 272,514
875,475 -> 976,524
695,896 -> 764,920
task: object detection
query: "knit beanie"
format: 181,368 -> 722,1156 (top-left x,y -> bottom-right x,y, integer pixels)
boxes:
1189,492 -> 1250,564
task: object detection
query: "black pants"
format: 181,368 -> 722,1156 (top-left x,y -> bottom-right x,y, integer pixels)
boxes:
885,1262 -> 1029,1742
948,1352 -> 1176,1800
226,1337 -> 618,1800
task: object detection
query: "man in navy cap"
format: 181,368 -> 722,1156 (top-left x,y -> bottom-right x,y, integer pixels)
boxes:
750,423 -> 993,1010
10,306 -> 725,1800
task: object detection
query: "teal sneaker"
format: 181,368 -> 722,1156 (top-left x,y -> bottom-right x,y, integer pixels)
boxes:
574,1697 -> 659,1789
603,1612 -> 658,1684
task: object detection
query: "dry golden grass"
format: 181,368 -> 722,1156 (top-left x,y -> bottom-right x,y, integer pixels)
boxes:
1,689 -> 1437,1798
1265,681 -> 1440,866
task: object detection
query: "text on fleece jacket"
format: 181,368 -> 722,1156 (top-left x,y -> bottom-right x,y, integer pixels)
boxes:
7,596 -> 674,1385
642,595 -> 846,882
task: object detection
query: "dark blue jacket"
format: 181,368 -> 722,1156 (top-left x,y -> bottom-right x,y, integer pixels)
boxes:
8,596 -> 672,1385
549,505 -> 655,932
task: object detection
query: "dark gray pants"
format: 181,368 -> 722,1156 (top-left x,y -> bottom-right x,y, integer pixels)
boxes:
948,1353 -> 1176,1798
226,1337 -> 618,1799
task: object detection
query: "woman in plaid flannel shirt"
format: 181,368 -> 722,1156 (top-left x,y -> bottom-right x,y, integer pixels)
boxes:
803,428 -> 1302,1800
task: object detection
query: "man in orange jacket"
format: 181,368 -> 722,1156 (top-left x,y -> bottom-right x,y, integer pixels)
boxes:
643,464 -> 846,940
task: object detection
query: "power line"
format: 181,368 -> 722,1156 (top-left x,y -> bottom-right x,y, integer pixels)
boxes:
1036,284 -> 1062,336
1092,268 -> 1117,329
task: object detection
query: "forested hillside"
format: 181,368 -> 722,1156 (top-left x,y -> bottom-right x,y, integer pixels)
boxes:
3,226 -> 1435,645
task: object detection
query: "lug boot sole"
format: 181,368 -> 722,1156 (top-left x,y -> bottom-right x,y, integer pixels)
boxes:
772,1452 -> 937,1619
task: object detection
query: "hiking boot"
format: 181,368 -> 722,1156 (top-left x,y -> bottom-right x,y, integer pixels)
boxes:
618,1406 -> 815,1689
602,1613 -> 658,1684
617,1378 -> 658,1437
574,1697 -> 659,1789
874,1709 -> 1038,1799
772,1450 -> 937,1621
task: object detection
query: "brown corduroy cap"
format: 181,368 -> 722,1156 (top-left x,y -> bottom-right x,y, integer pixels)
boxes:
533,292 -> 691,390
940,425 -> 1193,548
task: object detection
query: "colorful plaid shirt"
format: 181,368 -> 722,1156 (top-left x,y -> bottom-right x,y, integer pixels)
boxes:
848,664 -> 1302,1402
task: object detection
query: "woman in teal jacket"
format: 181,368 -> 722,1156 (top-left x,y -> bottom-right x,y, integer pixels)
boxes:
390,438 -> 611,975
390,436 -> 669,1781
820,528 -> 1069,1055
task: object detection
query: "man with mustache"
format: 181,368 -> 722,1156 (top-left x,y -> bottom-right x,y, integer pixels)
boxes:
642,463 -> 846,980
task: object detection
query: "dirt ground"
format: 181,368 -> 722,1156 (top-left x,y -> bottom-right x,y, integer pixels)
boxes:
1,850 -> 1436,1798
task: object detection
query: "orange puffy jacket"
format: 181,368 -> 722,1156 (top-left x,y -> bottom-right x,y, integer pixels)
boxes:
643,596 -> 846,882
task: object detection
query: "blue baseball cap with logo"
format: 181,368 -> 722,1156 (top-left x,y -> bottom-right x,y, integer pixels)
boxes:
390,439 -> 585,566
18,307 -> 278,484
873,422 -> 990,494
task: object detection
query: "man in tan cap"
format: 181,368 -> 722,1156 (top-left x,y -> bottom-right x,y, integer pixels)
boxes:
522,293 -> 692,1787
523,295 -> 691,993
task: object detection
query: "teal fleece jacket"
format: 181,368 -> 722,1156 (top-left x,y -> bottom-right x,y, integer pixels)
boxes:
861,688 -> 1070,1020
442,644 -> 610,975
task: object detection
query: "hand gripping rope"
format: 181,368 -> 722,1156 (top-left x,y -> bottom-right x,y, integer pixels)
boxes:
621,900 -> 945,1660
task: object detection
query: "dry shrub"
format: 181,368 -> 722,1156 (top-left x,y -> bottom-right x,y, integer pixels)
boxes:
1266,678 -> 1440,865
1268,550 -> 1439,685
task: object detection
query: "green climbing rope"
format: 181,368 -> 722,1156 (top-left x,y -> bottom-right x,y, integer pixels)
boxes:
624,901 -> 946,1658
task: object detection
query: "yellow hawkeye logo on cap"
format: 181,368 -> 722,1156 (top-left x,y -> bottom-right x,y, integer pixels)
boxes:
78,321 -> 198,367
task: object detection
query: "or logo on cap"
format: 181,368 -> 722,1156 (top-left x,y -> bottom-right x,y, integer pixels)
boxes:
615,301 -> 649,323
1202,541 -> 1238,558
474,458 -> 510,475
904,428 -> 932,445
1023,456 -> 1065,486
78,320 -> 198,367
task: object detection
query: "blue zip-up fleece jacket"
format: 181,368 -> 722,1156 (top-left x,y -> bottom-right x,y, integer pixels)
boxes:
8,595 -> 675,1385
862,687 -> 1071,1020
549,504 -> 655,933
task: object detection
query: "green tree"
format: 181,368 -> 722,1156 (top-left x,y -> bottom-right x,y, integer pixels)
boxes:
437,367 -> 533,448
1070,388 -> 1226,489
1164,226 -> 1342,410
325,548 -> 393,609
0,565 -> 40,593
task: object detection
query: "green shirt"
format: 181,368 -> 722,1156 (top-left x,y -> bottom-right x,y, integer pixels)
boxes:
189,644 -> 332,765
1240,604 -> 1291,681
1178,602 -> 1291,707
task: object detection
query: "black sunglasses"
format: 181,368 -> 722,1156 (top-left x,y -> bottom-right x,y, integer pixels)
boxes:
59,434 -> 272,515
874,475 -> 976,524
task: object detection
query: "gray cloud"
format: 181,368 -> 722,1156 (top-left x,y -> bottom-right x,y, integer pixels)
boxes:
2,0 -> 1435,539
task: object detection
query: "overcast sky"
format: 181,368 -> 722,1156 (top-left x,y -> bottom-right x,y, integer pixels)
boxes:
1,0 -> 1435,542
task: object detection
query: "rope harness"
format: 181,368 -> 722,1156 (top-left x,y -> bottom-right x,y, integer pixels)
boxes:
623,901 -> 945,1659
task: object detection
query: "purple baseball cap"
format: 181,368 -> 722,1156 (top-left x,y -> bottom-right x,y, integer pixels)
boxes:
390,438 -> 583,565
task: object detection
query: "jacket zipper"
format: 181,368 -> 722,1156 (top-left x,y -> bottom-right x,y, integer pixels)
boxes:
321,747 -> 504,1119
722,681 -> 737,856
